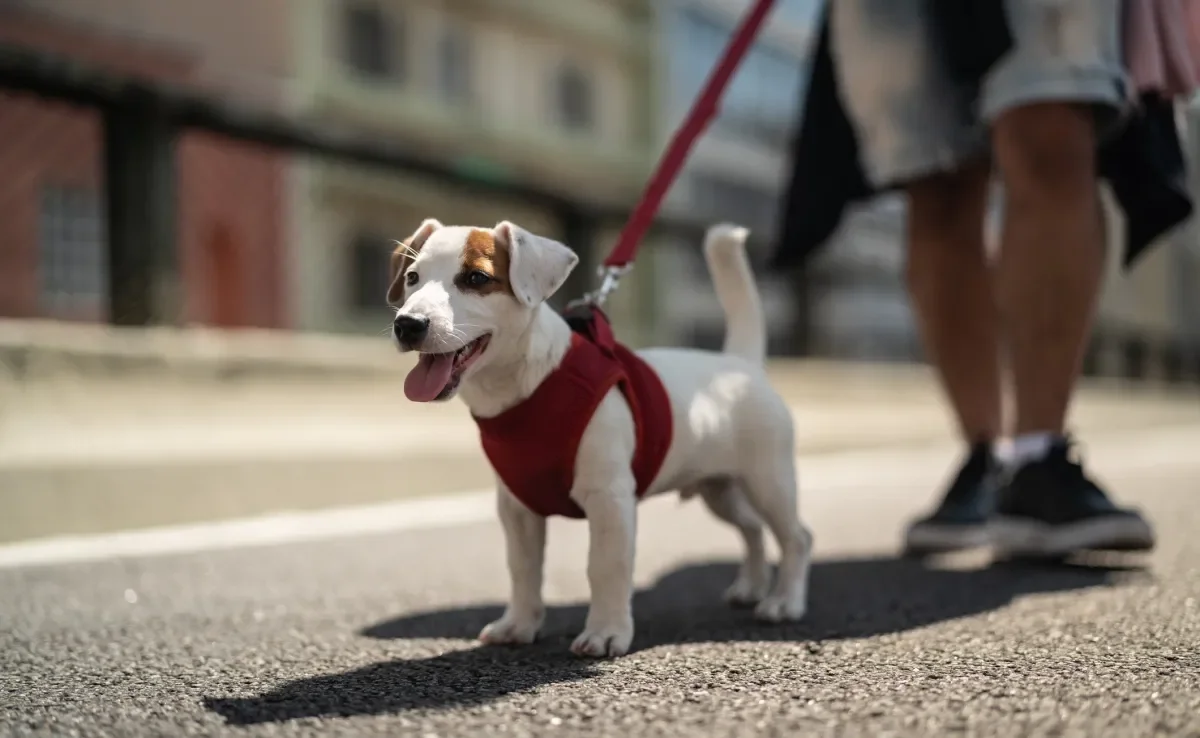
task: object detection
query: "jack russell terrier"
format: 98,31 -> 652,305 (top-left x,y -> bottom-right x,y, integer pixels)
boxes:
388,219 -> 813,658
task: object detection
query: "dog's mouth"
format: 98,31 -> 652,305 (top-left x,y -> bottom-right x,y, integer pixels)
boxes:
403,334 -> 492,402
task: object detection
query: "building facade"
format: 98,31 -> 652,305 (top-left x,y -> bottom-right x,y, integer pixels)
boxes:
286,0 -> 657,336
0,1 -> 292,328
649,0 -> 820,351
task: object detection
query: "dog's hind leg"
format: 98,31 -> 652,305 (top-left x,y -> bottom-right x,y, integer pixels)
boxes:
696,479 -> 771,607
738,453 -> 813,623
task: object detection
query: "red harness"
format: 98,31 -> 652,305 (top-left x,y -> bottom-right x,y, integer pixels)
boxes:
472,311 -> 673,518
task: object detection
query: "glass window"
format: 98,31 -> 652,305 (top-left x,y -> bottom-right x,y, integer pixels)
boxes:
39,184 -> 107,314
555,63 -> 595,132
772,0 -> 823,26
343,2 -> 402,81
436,22 -> 472,103
668,7 -> 809,146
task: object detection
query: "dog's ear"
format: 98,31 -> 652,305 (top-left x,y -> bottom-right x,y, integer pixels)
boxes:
387,218 -> 443,304
492,221 -> 579,307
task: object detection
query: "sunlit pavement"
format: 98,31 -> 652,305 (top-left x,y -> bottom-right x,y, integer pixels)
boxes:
4,368 -> 1198,543
3,423 -> 1199,737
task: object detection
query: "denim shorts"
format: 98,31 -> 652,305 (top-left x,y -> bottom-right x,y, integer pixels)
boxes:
829,0 -> 1129,187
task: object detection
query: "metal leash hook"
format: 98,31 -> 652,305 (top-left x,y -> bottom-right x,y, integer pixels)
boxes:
567,263 -> 631,311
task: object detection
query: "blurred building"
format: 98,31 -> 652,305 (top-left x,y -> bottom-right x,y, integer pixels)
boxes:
1094,176 -> 1200,353
287,0 -> 657,335
650,0 -> 820,350
812,173 -> 1200,365
0,0 -> 292,328
807,195 -> 919,361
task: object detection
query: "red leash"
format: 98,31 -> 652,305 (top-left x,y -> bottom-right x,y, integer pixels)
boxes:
574,0 -> 778,308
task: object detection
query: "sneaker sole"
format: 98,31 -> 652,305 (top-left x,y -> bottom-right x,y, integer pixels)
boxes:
903,522 -> 993,555
992,515 -> 1156,558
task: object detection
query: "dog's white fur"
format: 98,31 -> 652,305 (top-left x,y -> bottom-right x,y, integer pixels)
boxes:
390,219 -> 813,658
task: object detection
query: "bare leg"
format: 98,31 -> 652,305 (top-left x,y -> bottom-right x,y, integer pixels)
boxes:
991,103 -> 1105,435
900,161 -> 1006,555
905,160 -> 1002,444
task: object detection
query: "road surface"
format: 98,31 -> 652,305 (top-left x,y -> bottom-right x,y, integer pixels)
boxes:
3,426 -> 1199,737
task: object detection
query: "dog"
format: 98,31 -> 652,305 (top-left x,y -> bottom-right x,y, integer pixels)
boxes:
388,219 -> 813,658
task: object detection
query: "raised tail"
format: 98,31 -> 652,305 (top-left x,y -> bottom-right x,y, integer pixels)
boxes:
703,223 -> 766,364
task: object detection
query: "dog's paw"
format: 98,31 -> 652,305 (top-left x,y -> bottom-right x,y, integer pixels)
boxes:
723,575 -> 770,608
753,594 -> 807,623
479,612 -> 542,646
570,618 -> 634,658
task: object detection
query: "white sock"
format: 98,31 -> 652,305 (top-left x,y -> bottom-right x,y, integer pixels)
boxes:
1005,432 -> 1058,469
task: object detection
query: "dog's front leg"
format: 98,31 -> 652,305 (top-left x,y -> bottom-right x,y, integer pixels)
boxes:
570,472 -> 637,658
479,483 -> 546,645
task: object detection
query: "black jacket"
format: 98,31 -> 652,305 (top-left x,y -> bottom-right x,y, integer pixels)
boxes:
772,0 -> 1193,270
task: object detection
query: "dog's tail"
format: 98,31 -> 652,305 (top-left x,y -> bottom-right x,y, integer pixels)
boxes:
703,223 -> 766,364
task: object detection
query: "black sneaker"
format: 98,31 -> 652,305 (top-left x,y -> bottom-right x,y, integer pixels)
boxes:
903,442 -> 1001,555
992,438 -> 1155,558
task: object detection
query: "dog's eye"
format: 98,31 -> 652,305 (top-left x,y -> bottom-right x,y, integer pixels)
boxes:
405,271 -> 419,287
464,270 -> 491,288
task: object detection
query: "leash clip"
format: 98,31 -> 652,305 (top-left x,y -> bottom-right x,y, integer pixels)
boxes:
568,264 -> 631,310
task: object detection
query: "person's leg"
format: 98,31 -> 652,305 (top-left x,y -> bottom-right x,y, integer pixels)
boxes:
901,163 -> 1009,554
982,0 -> 1155,555
992,103 -> 1103,437
830,0 -> 1004,554
906,161 -> 1001,445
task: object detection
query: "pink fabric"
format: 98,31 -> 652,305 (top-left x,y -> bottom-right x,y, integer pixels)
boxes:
1125,0 -> 1200,97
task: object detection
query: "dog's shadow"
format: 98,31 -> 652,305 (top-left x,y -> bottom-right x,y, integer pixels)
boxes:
205,555 -> 1147,725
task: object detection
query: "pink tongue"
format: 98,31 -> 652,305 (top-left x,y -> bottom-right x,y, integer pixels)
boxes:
404,353 -> 455,402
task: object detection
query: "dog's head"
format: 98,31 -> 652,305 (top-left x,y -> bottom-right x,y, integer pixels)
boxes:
387,219 -> 579,402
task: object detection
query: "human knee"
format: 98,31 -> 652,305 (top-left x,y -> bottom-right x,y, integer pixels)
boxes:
993,103 -> 1097,204
904,166 -> 990,287
907,167 -> 990,233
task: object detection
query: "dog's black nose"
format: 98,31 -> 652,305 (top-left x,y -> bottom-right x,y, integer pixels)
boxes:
393,315 -> 430,344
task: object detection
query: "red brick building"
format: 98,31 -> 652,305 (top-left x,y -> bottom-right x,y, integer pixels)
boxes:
0,8 -> 288,328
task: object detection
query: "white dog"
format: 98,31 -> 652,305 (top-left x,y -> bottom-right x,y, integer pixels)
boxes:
388,219 -> 813,658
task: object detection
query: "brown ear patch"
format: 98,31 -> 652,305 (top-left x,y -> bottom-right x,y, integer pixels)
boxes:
458,229 -> 513,296
387,239 -> 418,304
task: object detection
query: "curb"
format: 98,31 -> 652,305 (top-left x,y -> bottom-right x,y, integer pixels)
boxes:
0,319 -> 404,383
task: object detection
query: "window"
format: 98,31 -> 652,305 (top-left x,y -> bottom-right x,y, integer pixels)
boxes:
343,2 -> 402,80
554,63 -> 595,132
435,23 -> 473,104
773,0 -> 823,26
670,8 -> 806,147
38,185 -> 107,314
349,231 -> 394,309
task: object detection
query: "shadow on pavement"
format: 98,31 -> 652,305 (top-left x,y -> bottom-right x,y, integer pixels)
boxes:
204,644 -> 597,726
206,555 -> 1146,725
363,556 -> 1147,645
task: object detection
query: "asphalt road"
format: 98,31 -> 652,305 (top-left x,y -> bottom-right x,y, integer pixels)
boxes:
3,427 -> 1199,737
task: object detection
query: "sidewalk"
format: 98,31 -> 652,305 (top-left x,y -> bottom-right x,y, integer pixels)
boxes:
3,319 -> 1199,544
4,368 -> 1198,545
